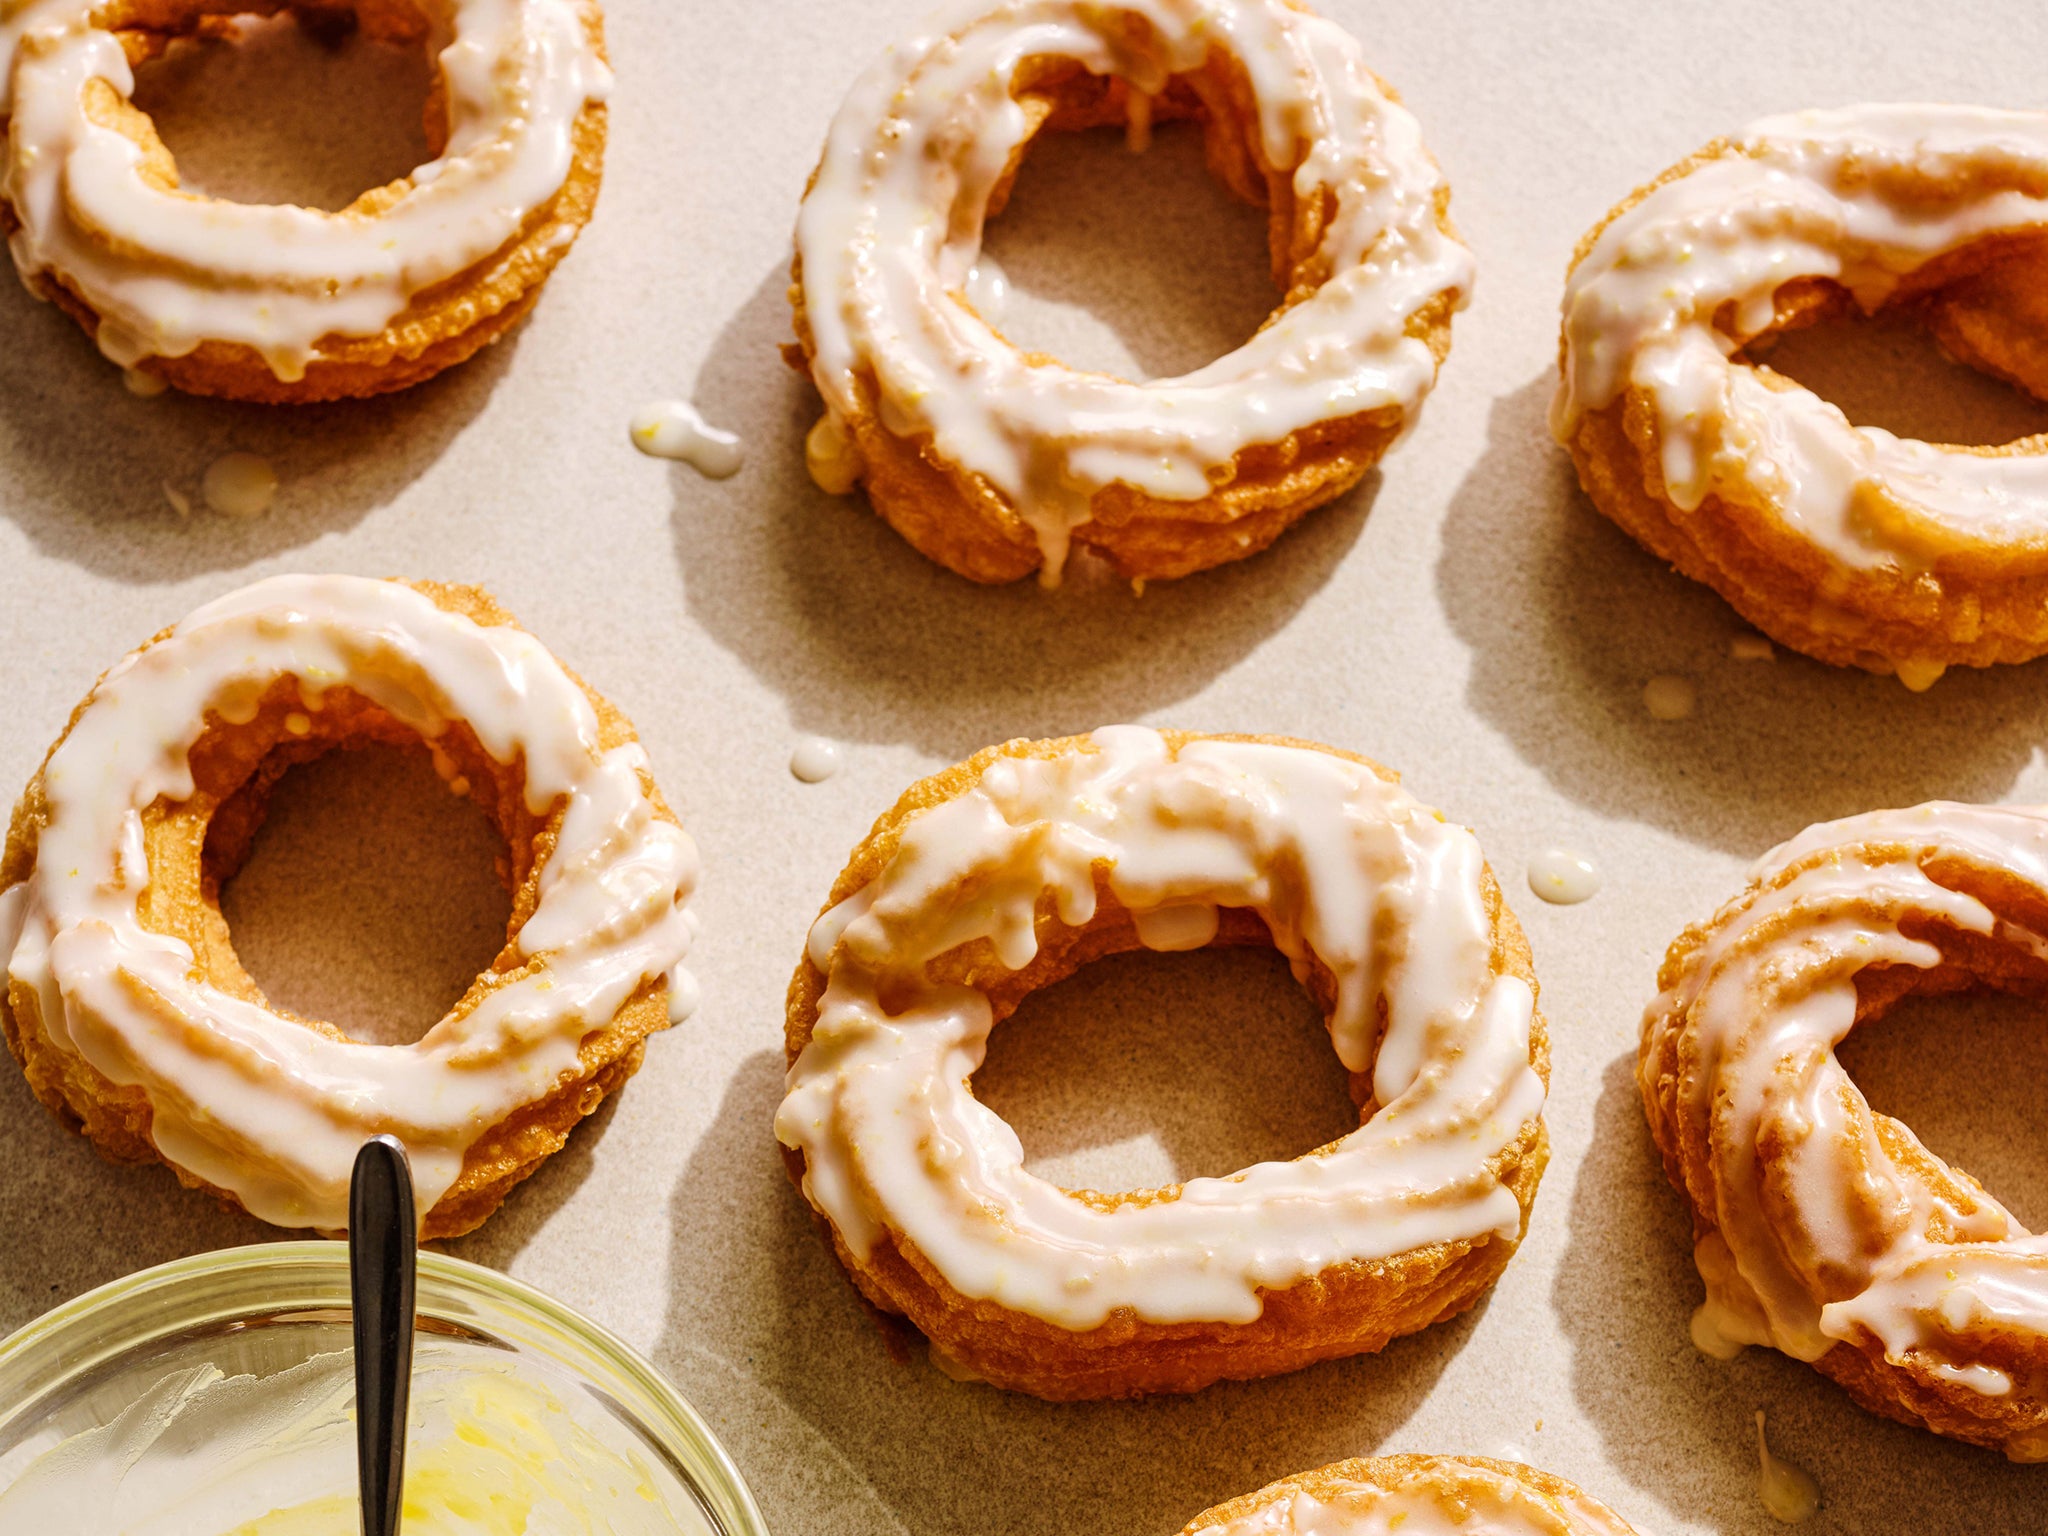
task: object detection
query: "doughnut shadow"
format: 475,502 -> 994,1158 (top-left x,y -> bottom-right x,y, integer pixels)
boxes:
670,268 -> 1378,760
1435,374 -> 2048,856
0,289 -> 517,582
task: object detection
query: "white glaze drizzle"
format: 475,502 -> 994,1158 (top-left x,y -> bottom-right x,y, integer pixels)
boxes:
804,410 -> 863,495
1553,105 -> 2048,575
0,0 -> 610,379
1199,1466 -> 1636,1536
775,727 -> 1544,1330
963,252 -> 1010,326
795,0 -> 1472,583
629,400 -> 744,478
1645,801 -> 2048,1413
0,575 -> 698,1230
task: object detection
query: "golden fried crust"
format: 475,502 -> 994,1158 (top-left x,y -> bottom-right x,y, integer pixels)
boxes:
1179,1457 -> 1642,1536
2,0 -> 606,403
788,62 -> 1458,585
0,580 -> 678,1239
1557,140 -> 2048,677
782,732 -> 1550,1400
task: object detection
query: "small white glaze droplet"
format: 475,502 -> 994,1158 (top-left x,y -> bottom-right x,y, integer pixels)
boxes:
201,453 -> 278,518
790,736 -> 842,783
629,400 -> 744,478
1729,633 -> 1774,661
1131,902 -> 1219,952
1754,1410 -> 1820,1523
665,965 -> 701,1024
964,253 -> 1009,324
1527,849 -> 1600,905
1895,658 -> 1947,693
806,412 -> 863,495
1643,674 -> 1697,720
122,366 -> 166,397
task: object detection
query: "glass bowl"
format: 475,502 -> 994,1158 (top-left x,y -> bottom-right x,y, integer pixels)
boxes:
0,1242 -> 768,1535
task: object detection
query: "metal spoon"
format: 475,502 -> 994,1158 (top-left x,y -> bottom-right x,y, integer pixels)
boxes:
349,1135 -> 416,1536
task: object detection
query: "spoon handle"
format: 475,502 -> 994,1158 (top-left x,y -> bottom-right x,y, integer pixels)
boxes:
350,1135 -> 417,1536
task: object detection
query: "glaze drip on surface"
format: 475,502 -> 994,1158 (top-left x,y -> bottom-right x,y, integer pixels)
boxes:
788,736 -> 842,784
1526,849 -> 1599,906
1754,1411 -> 1821,1523
777,727 -> 1544,1331
202,452 -> 279,518
629,400 -> 744,478
796,0 -> 1473,581
1554,105 -> 2048,574
0,575 -> 698,1231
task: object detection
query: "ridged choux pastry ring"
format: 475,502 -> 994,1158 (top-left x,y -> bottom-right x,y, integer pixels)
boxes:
0,575 -> 699,1237
1178,1457 -> 1643,1536
1644,801 -> 2048,1459
777,727 -> 1548,1400
790,0 -> 1472,587
1554,105 -> 2048,691
0,0 -> 611,400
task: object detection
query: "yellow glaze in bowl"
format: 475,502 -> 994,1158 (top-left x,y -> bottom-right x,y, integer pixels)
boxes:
0,1244 -> 766,1536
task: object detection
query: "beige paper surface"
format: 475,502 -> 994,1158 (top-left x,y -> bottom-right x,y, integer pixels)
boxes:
3,2 -> 2046,1531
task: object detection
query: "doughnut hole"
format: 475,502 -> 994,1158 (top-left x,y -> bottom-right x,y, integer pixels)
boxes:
962,50 -> 1287,383
163,681 -> 534,1047
122,1 -> 442,212
1840,979 -> 2048,1234
1742,244 -> 2048,448
974,940 -> 1363,1193
917,895 -> 1390,1209
973,116 -> 1275,381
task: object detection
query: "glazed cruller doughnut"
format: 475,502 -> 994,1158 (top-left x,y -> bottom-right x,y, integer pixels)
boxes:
0,0 -> 610,401
790,0 -> 1472,586
1644,802 -> 2048,1459
778,728 -> 1549,1399
0,575 -> 698,1237
1555,105 -> 2048,689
